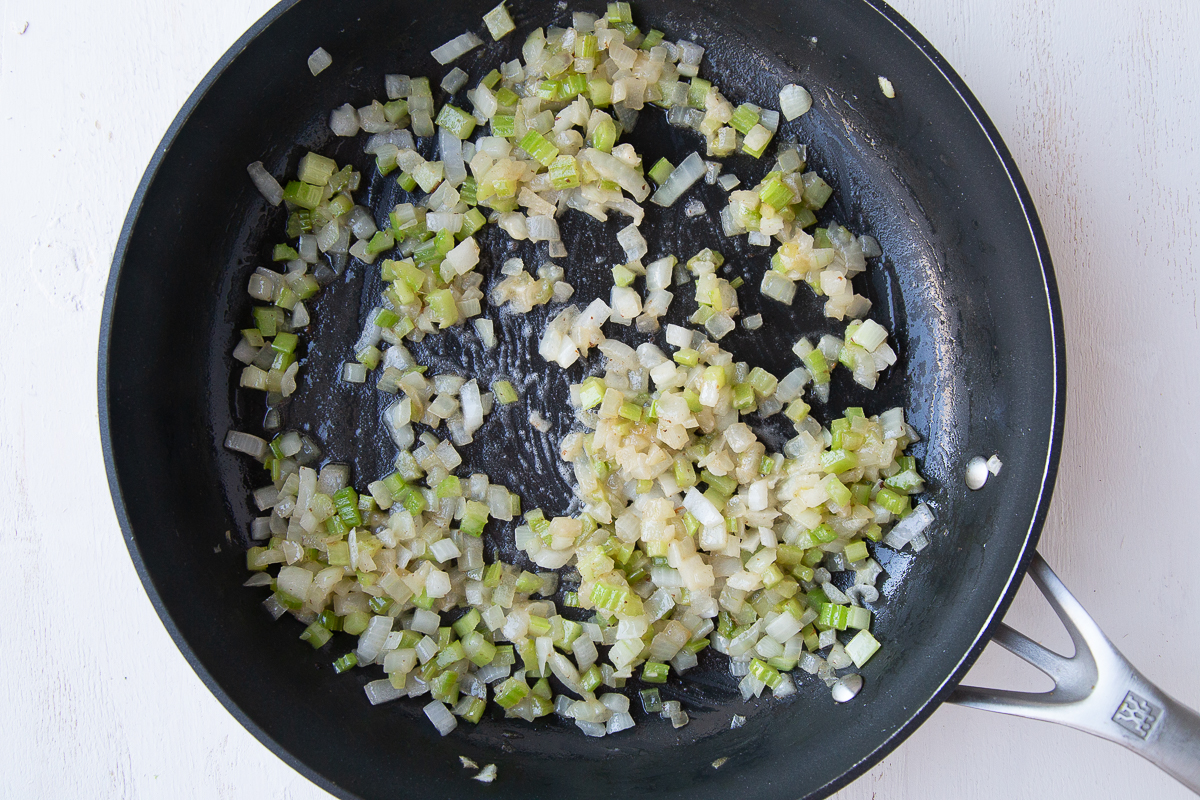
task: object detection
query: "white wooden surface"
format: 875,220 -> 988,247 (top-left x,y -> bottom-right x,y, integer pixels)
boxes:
3,0 -> 1198,796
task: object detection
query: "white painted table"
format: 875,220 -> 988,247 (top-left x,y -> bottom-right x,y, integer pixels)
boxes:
3,0 -> 1197,797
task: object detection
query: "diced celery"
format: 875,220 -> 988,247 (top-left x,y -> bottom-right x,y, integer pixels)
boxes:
845,629 -> 881,667
641,661 -> 669,683
297,152 -> 337,186
648,157 -> 674,185
435,104 -> 477,139
517,130 -> 560,167
493,380 -> 518,405
282,181 -> 322,210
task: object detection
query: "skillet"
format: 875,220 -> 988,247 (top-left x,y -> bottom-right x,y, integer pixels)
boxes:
98,0 -> 1200,796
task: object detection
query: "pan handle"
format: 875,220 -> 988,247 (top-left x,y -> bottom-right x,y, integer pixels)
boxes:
948,552 -> 1200,794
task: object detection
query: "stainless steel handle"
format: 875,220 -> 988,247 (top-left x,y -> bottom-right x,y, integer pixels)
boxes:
949,552 -> 1200,794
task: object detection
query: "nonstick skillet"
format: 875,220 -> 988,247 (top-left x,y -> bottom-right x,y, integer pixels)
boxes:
98,0 -> 1200,797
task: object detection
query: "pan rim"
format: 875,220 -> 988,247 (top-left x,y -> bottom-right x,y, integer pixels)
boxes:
97,0 -> 1066,797
96,2 -> 359,798
807,1 -> 1066,794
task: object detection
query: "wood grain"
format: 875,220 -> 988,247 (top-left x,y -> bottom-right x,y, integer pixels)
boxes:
2,0 -> 1197,797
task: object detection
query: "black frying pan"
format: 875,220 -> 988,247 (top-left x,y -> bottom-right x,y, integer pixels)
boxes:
100,0 -> 1066,797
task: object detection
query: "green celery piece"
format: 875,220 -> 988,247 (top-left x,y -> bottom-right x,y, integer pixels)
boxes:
641,661 -> 669,684
493,379 -> 518,405
490,115 -> 516,138
517,129 -> 559,167
548,155 -> 580,189
749,657 -> 783,689
426,289 -> 459,328
282,181 -> 322,210
732,382 -> 756,412
729,104 -> 761,135
271,331 -> 299,355
640,29 -> 665,49
874,487 -> 910,516
843,540 -> 870,563
821,449 -> 859,474
273,244 -> 299,261
648,157 -> 674,185
297,152 -> 337,185
688,78 -> 711,109
575,34 -> 598,59
435,104 -> 477,139
589,115 -> 615,150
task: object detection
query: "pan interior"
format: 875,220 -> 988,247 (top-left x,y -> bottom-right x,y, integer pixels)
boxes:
101,0 -> 1061,797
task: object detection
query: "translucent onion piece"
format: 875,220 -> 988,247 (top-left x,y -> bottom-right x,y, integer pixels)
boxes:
246,162 -> 283,206
649,152 -> 705,207
307,47 -> 332,76
432,32 -> 484,65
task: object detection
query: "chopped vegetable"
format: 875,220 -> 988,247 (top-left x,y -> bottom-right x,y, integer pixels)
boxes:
233,0 -> 930,742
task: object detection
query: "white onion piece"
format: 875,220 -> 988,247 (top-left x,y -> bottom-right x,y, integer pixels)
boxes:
779,83 -> 811,120
578,149 -> 650,202
527,215 -> 561,242
461,379 -> 484,434
650,152 -> 705,207
432,32 -> 483,65
364,129 -> 415,153
683,488 -> 723,527
883,502 -> 934,549
575,720 -> 606,737
443,236 -> 480,275
424,700 -> 458,735
429,538 -> 461,562
610,286 -> 642,321
365,679 -> 404,705
225,431 -> 270,461
329,103 -> 360,136
678,40 -> 704,65
356,615 -> 394,663
246,162 -> 283,206
441,66 -> 469,94
276,565 -> 313,600
617,223 -> 647,261
850,319 -> 888,352
645,257 -> 674,291
665,324 -> 692,348
307,47 -> 332,76
438,128 -> 467,187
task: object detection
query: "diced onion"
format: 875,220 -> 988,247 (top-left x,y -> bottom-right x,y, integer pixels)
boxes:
432,32 -> 484,65
650,152 -> 705,207
423,700 -> 458,735
329,103 -> 360,137
883,503 -> 934,549
246,162 -> 283,206
307,47 -> 332,76
779,83 -> 812,120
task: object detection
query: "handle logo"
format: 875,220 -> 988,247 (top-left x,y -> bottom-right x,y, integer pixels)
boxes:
1112,691 -> 1161,739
